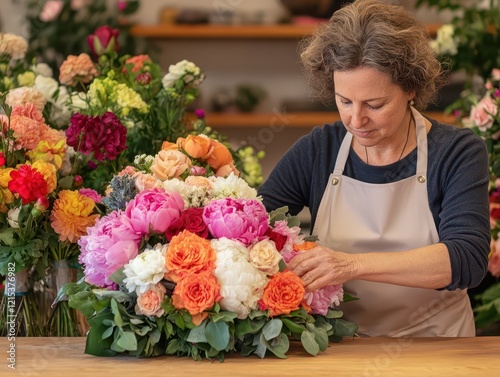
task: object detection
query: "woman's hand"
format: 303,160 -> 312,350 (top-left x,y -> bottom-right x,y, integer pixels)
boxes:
287,245 -> 359,292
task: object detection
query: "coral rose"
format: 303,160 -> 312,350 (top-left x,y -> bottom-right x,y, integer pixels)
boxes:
150,149 -> 191,180
259,270 -> 305,316
206,139 -> 233,169
165,230 -> 216,280
124,54 -> 151,73
178,134 -> 213,159
59,53 -> 98,86
172,271 -> 221,319
135,283 -> 167,317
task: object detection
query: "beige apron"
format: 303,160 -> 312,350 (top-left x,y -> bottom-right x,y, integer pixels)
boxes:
312,107 -> 475,337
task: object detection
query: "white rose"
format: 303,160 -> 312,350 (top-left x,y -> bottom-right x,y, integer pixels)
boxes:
7,207 -> 21,228
248,239 -> 282,275
123,244 -> 168,294
162,59 -> 202,89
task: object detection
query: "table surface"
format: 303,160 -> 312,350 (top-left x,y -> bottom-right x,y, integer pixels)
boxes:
2,336 -> 500,377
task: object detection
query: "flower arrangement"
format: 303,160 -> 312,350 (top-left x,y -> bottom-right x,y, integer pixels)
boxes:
0,32 -> 125,337
64,134 -> 358,359
418,0 -> 500,85
449,68 -> 500,331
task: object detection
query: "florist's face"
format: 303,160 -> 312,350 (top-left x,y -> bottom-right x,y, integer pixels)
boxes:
333,66 -> 414,149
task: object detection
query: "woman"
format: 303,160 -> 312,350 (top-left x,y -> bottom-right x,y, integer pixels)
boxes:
258,0 -> 490,337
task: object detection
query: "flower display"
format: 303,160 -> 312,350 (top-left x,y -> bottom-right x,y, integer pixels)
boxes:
66,134 -> 358,360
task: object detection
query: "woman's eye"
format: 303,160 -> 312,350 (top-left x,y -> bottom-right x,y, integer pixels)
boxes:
368,104 -> 382,110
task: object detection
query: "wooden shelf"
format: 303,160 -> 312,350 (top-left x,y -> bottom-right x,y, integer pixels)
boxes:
131,23 -> 441,39
194,111 -> 456,128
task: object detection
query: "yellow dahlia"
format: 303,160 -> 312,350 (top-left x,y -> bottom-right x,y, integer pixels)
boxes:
26,139 -> 67,169
49,190 -> 100,243
31,160 -> 57,194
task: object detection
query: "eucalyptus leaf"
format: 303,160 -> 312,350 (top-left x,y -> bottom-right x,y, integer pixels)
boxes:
116,331 -> 138,351
205,321 -> 230,351
93,289 -> 132,303
262,319 -> 283,341
186,321 -> 208,343
282,317 -> 304,334
301,330 -> 320,356
110,299 -> 123,327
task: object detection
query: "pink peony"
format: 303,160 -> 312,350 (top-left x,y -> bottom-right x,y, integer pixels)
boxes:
78,211 -> 140,288
202,198 -> 269,246
303,285 -> 344,315
125,188 -> 184,235
271,220 -> 305,263
66,112 -> 127,161
469,96 -> 498,132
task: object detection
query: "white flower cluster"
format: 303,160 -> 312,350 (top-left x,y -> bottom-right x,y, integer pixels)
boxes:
431,24 -> 458,56
123,243 -> 168,294
161,60 -> 205,89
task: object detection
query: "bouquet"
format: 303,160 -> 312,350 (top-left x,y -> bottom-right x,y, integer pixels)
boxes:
0,32 -> 124,336
448,68 -> 500,331
65,133 -> 358,359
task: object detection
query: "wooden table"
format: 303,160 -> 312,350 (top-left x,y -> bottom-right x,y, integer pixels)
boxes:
2,337 -> 499,376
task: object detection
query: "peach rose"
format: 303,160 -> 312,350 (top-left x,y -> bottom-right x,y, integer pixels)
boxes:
178,134 -> 213,160
6,87 -> 46,111
206,140 -> 233,170
490,239 -> 500,277
215,163 -> 239,177
135,283 -> 167,317
172,271 -> 221,318
259,270 -> 305,316
135,172 -> 159,191
248,239 -> 282,275
184,175 -> 212,189
165,230 -> 216,279
150,150 -> 191,180
469,96 -> 498,132
59,53 -> 98,86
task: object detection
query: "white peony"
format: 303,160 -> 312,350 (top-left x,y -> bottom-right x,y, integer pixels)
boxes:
211,238 -> 269,319
209,172 -> 259,200
33,63 -> 54,78
161,59 -> 203,89
34,75 -> 59,101
123,243 -> 168,294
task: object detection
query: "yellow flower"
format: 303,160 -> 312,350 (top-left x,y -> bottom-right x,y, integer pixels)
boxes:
0,167 -> 14,212
49,190 -> 100,243
26,139 -> 67,169
31,160 -> 57,194
112,82 -> 149,115
17,71 -> 35,87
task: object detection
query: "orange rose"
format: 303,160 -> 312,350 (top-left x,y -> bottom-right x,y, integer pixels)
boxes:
293,241 -> 318,253
165,230 -> 216,279
124,54 -> 151,73
172,271 -> 221,321
259,270 -> 305,316
178,134 -> 213,160
161,140 -> 179,151
206,140 -> 233,169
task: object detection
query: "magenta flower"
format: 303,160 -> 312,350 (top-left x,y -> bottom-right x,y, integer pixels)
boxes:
125,188 -> 184,235
304,285 -> 344,315
78,211 -> 140,288
79,188 -> 103,203
87,25 -> 119,58
202,198 -> 269,246
66,112 -> 127,161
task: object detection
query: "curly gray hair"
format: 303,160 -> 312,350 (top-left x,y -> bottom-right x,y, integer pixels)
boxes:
300,0 -> 447,110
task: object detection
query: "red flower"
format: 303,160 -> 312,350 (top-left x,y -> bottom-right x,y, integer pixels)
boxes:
66,112 -> 127,162
0,152 -> 5,167
265,227 -> 287,251
87,26 -> 119,58
491,207 -> 500,220
8,165 -> 48,204
166,207 -> 209,241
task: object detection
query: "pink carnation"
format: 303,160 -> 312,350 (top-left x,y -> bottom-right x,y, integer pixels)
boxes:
125,188 -> 184,235
9,104 -> 47,150
469,96 -> 498,132
202,198 -> 269,246
79,188 -> 103,203
304,285 -> 344,315
78,211 -> 141,288
6,87 -> 46,111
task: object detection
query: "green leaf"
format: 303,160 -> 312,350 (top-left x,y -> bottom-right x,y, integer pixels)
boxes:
342,294 -> 360,303
301,330 -> 320,356
93,289 -> 132,304
210,311 -> 238,323
281,317 -> 305,334
68,290 -> 97,319
254,341 -> 267,359
165,339 -> 179,355
235,317 -> 266,337
262,319 -> 283,341
332,318 -> 359,338
102,326 -> 114,340
186,321 -> 208,343
85,311 -> 116,357
314,327 -> 329,351
205,321 -> 230,351
110,299 -> 123,327
326,309 -> 344,319
108,267 -> 126,285
116,331 -> 138,351
278,258 -> 287,272
259,332 -> 289,359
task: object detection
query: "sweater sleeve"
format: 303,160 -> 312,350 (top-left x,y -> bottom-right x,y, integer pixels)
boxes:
432,127 -> 491,290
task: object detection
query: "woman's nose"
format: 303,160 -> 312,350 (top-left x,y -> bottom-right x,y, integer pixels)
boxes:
350,106 -> 366,129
